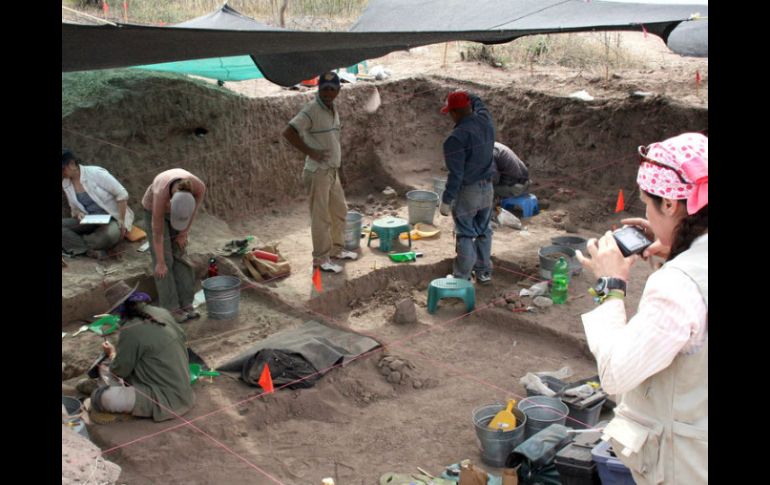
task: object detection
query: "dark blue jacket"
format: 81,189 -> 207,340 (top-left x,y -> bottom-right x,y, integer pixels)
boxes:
441,94 -> 496,204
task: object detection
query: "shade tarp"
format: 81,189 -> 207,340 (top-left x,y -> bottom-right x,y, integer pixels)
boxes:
62,0 -> 707,87
133,4 -> 276,81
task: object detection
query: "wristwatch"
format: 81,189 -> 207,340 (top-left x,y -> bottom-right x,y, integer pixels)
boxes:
589,277 -> 627,303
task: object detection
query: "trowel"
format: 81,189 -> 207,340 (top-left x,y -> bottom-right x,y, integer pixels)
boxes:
88,314 -> 121,336
488,399 -> 517,431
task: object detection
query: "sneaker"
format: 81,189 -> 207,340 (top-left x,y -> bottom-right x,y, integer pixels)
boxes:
475,272 -> 492,285
318,259 -> 343,273
333,249 -> 358,260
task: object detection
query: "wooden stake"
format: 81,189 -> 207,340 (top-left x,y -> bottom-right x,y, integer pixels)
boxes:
442,42 -> 449,67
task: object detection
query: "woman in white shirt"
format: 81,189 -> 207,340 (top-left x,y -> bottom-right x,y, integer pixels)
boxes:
62,149 -> 134,258
576,133 -> 708,484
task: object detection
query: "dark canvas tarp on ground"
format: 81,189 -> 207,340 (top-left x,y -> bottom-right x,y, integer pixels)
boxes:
217,320 -> 380,388
62,0 -> 707,86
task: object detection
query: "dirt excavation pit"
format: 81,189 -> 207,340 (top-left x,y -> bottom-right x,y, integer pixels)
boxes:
67,258 -> 615,485
62,71 -> 705,483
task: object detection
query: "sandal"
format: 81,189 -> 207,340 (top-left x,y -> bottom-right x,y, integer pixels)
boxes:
182,305 -> 201,321
172,308 -> 192,324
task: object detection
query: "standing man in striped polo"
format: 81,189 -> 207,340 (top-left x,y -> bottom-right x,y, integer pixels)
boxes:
283,71 -> 358,274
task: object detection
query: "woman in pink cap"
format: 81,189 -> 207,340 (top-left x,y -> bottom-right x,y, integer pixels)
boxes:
576,132 -> 708,484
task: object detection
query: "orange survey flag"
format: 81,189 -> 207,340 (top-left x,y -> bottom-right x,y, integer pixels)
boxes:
312,267 -> 322,293
615,189 -> 625,213
258,363 -> 274,393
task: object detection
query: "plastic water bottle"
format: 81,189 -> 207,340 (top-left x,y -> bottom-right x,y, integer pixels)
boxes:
550,257 -> 569,304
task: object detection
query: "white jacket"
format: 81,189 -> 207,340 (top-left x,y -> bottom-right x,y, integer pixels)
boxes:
62,165 -> 134,230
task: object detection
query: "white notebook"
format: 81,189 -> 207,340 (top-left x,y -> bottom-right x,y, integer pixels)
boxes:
80,214 -> 112,225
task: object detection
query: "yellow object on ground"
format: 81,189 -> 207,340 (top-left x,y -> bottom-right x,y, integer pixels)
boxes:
399,223 -> 441,240
488,399 -> 517,431
125,225 -> 147,242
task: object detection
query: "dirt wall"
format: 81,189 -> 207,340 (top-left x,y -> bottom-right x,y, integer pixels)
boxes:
62,74 -> 707,223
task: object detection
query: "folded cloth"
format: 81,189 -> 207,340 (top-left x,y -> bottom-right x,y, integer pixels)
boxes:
217,238 -> 252,256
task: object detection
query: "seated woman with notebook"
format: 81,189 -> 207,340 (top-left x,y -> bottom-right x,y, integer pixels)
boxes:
61,148 -> 135,259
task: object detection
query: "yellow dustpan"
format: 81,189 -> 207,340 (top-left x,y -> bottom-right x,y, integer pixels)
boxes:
399,223 -> 441,240
488,399 -> 517,431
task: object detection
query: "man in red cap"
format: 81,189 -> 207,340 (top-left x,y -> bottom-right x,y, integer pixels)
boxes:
438,90 -> 496,284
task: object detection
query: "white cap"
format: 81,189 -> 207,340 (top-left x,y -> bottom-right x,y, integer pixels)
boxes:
170,191 -> 195,231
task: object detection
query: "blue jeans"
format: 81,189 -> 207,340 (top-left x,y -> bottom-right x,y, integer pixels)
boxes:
452,180 -> 494,279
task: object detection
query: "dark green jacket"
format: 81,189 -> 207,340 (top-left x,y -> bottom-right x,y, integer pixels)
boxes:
110,305 -> 194,421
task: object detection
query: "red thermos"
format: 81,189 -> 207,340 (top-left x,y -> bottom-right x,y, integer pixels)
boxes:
252,249 -> 279,262
207,258 -> 219,277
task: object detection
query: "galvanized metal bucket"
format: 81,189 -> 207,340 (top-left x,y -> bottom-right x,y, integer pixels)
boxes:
406,190 -> 439,225
202,275 -> 241,320
432,177 -> 447,206
518,396 -> 569,439
472,403 -> 527,467
344,211 -> 364,250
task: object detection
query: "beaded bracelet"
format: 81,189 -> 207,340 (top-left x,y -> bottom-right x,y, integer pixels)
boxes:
603,289 -> 626,302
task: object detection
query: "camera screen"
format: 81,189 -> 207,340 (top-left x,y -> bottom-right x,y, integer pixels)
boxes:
614,226 -> 652,256
616,227 -> 648,250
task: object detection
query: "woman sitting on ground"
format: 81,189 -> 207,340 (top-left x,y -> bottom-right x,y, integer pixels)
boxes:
91,281 -> 195,422
62,148 -> 134,259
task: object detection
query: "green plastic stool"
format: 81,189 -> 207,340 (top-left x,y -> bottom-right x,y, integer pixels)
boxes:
367,216 -> 411,252
427,277 -> 475,314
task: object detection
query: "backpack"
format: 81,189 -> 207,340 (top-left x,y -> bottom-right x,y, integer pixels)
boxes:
242,348 -> 320,389
506,424 -> 572,485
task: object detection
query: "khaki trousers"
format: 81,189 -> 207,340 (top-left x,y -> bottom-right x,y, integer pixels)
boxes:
303,167 -> 347,263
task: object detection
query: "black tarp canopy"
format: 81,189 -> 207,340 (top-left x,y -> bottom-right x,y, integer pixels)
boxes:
62,0 -> 707,87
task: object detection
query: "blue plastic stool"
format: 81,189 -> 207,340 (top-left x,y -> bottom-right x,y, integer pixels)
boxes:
427,277 -> 475,314
367,216 -> 411,252
501,193 -> 540,218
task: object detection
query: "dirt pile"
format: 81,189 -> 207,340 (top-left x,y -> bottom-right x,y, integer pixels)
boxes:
62,424 -> 122,485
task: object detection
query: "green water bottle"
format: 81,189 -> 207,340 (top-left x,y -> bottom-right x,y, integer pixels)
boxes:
550,257 -> 569,304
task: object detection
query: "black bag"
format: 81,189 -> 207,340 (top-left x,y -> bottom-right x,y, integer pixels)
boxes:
242,348 -> 320,389
506,424 -> 572,485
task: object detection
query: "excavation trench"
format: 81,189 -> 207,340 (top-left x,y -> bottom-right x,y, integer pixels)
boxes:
61,71 -> 701,483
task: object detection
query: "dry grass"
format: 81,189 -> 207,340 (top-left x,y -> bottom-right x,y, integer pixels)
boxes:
461,32 -> 649,76
63,0 -> 368,27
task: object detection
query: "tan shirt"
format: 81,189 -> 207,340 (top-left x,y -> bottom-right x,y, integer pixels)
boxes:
288,93 -> 341,171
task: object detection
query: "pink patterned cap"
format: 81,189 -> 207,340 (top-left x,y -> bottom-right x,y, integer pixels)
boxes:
637,132 -> 708,215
